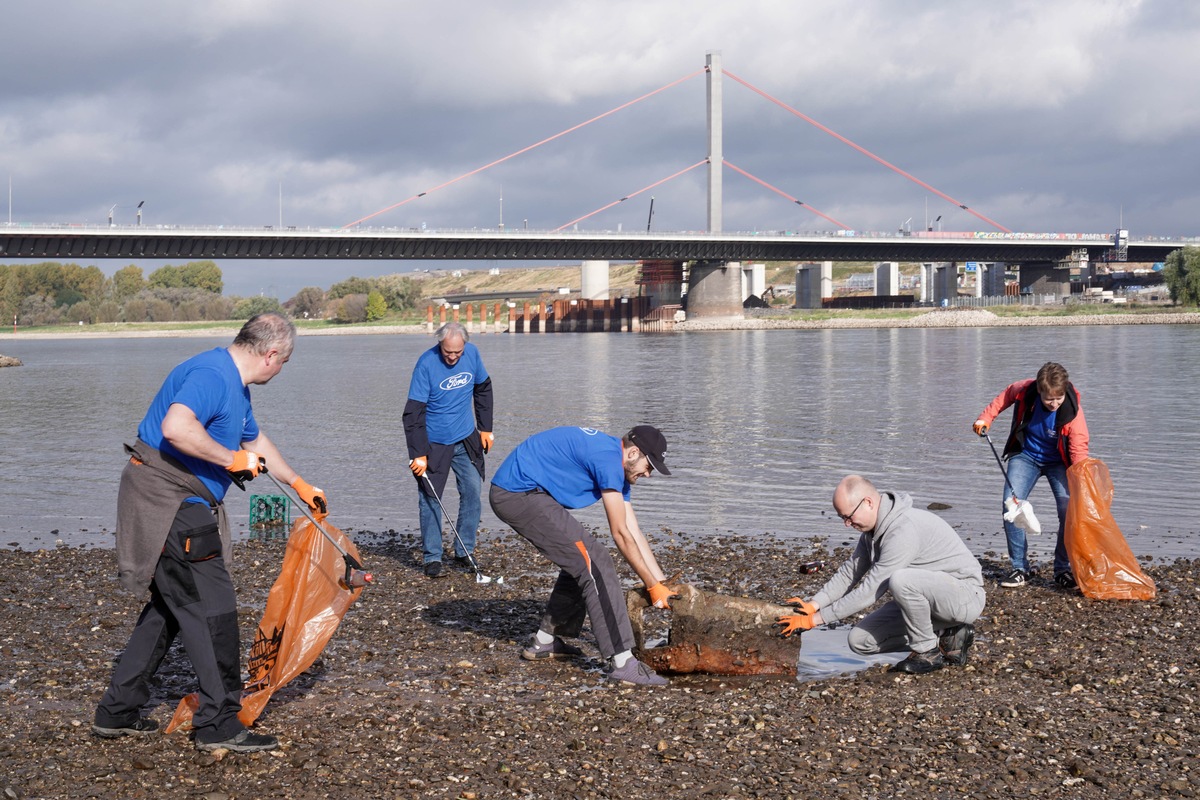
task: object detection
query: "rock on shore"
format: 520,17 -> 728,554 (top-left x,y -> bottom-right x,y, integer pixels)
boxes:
1,528 -> 1196,799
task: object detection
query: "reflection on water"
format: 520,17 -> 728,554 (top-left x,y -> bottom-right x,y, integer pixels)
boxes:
2,325 -> 1198,560
795,626 -> 905,681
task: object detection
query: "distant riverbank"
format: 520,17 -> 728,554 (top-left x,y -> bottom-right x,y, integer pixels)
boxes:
2,308 -> 1199,343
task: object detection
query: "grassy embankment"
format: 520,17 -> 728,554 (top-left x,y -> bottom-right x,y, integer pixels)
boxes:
4,261 -> 1186,336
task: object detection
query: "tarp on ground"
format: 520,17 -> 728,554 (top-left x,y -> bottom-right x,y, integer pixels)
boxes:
166,517 -> 366,732
1065,457 -> 1156,601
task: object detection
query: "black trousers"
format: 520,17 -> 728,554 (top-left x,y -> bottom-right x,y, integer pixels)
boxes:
95,501 -> 244,744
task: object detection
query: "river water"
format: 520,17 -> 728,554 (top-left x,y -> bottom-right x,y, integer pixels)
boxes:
2,325 -> 1198,562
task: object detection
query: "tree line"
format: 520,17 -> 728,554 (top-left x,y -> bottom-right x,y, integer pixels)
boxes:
0,261 -> 427,327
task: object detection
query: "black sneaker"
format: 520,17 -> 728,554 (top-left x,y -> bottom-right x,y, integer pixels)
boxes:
453,555 -> 475,570
196,729 -> 279,753
1054,570 -> 1077,589
92,718 -> 159,739
999,568 -> 1027,588
424,560 -> 443,578
939,623 -> 976,667
888,648 -> 946,675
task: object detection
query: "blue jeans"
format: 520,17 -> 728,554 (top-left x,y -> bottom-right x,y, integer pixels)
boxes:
418,441 -> 482,564
1002,451 -> 1070,575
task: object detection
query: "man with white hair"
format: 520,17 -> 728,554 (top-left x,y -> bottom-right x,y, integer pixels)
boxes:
403,322 -> 494,577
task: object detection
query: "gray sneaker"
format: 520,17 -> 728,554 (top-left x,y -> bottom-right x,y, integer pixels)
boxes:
196,729 -> 279,753
607,658 -> 669,687
521,636 -> 583,661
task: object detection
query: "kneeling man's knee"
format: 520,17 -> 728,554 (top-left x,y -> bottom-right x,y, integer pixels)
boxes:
847,626 -> 877,655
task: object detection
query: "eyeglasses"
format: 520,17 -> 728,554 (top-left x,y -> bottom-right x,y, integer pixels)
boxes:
837,497 -> 866,523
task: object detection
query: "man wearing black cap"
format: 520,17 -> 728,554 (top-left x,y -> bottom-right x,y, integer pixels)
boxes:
489,425 -> 676,686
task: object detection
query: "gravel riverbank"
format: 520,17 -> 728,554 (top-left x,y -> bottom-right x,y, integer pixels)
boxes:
2,528 -> 1196,799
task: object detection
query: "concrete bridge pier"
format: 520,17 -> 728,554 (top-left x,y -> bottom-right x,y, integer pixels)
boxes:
687,261 -> 744,320
795,262 -> 833,308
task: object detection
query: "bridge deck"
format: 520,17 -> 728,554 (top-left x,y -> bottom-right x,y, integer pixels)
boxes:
0,225 -> 1187,263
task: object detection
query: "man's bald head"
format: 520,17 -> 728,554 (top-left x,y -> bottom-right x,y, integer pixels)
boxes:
833,475 -> 880,531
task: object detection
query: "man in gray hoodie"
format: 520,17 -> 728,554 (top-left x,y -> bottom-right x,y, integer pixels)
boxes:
778,475 -> 985,674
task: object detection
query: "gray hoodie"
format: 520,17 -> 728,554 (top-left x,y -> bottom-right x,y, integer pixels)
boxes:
813,491 -> 983,625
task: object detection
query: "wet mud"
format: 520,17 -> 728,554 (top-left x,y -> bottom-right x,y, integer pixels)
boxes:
1,528 -> 1197,799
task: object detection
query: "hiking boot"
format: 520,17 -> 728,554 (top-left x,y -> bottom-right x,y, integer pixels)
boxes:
939,623 -> 976,667
424,560 -> 443,578
453,555 -> 475,571
888,648 -> 946,675
1054,570 -> 1077,589
195,729 -> 280,753
521,635 -> 583,661
999,568 -> 1027,588
92,717 -> 159,739
607,658 -> 669,687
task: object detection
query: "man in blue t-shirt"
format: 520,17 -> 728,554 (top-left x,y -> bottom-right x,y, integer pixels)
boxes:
404,322 -> 494,578
490,425 -> 677,687
94,313 -> 327,754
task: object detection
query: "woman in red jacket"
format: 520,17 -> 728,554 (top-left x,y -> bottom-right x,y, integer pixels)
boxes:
972,362 -> 1089,589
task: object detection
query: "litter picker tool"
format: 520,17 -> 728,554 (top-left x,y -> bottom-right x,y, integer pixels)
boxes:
982,433 -> 1042,534
419,470 -> 503,584
260,463 -> 373,589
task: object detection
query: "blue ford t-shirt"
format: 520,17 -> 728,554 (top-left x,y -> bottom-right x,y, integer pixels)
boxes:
492,427 -> 631,509
1023,400 -> 1061,464
137,347 -> 258,502
407,342 -> 489,445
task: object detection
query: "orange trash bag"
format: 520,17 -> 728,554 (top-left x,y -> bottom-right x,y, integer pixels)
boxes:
166,517 -> 368,733
1065,457 -> 1156,601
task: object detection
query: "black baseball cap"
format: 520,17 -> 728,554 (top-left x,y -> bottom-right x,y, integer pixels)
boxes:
628,425 -> 671,476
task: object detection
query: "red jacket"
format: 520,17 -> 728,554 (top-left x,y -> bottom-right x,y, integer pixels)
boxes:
978,379 -> 1089,466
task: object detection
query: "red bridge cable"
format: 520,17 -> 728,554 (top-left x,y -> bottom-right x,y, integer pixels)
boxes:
721,69 -> 1013,234
723,160 -> 851,230
554,159 -> 709,231
341,67 -> 708,229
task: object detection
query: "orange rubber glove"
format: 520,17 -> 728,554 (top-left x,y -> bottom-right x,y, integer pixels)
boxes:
226,450 -> 262,488
784,597 -> 819,616
480,431 -> 495,454
777,610 -> 817,637
972,419 -> 988,436
409,457 -> 428,477
648,582 -> 678,610
291,476 -> 327,517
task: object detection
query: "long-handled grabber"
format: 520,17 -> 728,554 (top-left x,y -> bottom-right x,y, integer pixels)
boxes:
982,433 -> 1042,534
259,464 -> 374,589
420,471 -> 503,584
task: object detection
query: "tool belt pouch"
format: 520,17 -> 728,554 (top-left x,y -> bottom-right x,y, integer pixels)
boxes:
178,524 -> 222,562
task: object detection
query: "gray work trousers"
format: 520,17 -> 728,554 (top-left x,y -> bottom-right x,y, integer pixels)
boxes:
489,485 -> 633,659
95,501 -> 245,744
847,568 -> 986,655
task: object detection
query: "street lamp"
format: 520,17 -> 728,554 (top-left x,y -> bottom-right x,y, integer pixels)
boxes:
136,200 -> 144,226
108,204 -> 117,227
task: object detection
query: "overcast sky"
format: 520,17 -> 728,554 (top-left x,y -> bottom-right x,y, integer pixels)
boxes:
3,1 -> 1196,299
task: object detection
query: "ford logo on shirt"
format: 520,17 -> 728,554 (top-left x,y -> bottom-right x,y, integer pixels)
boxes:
440,372 -> 473,391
